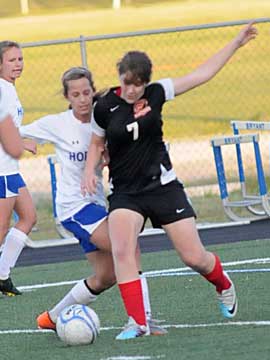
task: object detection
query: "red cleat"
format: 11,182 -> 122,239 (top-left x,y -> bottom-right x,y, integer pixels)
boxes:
37,311 -> 56,331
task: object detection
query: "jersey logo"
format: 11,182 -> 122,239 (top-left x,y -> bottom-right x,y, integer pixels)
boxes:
176,208 -> 185,214
134,98 -> 148,113
133,99 -> 151,119
110,105 -> 120,112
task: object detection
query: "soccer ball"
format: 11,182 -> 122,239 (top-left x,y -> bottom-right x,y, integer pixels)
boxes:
56,304 -> 100,346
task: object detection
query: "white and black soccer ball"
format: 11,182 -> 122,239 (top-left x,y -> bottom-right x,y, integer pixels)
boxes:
56,304 -> 100,346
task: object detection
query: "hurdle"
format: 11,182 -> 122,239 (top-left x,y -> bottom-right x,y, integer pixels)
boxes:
231,120 -> 270,216
211,133 -> 270,221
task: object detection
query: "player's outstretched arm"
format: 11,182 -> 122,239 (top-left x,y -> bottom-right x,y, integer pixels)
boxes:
173,21 -> 258,96
0,115 -> 24,158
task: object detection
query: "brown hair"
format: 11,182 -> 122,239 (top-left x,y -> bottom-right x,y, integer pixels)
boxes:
61,66 -> 96,97
0,41 -> 21,64
117,51 -> 152,84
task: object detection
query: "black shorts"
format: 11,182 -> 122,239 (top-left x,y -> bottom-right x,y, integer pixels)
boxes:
108,180 -> 196,228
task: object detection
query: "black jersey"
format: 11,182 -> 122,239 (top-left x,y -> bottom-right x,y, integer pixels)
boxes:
92,78 -> 177,194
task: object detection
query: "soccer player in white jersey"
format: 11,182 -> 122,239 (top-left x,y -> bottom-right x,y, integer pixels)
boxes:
82,23 -> 257,340
0,41 -> 37,296
20,67 -> 166,335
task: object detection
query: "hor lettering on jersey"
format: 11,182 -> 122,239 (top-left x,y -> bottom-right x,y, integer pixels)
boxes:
69,151 -> 87,162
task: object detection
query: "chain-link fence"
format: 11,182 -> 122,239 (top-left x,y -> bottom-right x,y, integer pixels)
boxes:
17,18 -> 270,239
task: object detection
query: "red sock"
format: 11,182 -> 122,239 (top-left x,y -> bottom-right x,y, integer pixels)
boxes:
203,254 -> 231,293
118,279 -> 146,326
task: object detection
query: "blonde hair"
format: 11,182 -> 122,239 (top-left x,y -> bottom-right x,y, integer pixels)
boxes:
0,41 -> 21,64
61,67 -> 96,97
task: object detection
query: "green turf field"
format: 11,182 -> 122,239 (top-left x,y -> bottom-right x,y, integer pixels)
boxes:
1,239 -> 270,360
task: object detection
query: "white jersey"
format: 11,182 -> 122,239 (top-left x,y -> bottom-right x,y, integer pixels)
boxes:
0,79 -> 24,176
19,109 -> 106,221
0,90 -> 8,121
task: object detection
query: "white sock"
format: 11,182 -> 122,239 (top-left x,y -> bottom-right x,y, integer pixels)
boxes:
49,279 -> 97,322
140,273 -> 152,321
0,227 -> 27,280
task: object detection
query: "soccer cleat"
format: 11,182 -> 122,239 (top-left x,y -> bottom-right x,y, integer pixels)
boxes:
217,272 -> 238,319
116,316 -> 149,340
0,277 -> 22,296
148,318 -> 168,335
37,311 -> 56,331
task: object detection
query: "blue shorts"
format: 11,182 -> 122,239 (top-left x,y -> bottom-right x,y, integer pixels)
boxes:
0,174 -> 26,198
61,203 -> 108,253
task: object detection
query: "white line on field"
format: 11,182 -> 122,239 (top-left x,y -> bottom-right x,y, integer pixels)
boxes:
146,268 -> 270,278
145,257 -> 270,276
19,267 -> 270,292
101,356 -> 165,360
102,357 -> 152,360
1,321 -> 270,335
17,256 -> 270,292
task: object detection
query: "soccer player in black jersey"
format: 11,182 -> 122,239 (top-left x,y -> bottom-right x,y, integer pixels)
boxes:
82,22 -> 258,340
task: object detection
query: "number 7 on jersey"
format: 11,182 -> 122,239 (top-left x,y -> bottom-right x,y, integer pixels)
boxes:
126,122 -> 139,141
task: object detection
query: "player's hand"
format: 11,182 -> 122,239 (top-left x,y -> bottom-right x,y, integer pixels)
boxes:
23,139 -> 37,154
235,21 -> 258,47
81,171 -> 97,196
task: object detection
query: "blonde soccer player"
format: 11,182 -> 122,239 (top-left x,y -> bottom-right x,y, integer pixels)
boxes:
0,41 -> 36,296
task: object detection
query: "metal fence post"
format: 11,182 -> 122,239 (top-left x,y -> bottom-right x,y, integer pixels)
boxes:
80,35 -> 88,69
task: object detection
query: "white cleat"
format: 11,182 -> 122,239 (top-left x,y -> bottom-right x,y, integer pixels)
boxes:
217,272 -> 238,319
116,317 -> 149,340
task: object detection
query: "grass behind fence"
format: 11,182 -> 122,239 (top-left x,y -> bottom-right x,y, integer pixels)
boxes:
0,1 -> 269,138
0,1 -> 269,39
16,21 -> 270,153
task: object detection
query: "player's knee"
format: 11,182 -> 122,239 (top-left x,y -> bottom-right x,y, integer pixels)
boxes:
181,252 -> 206,271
